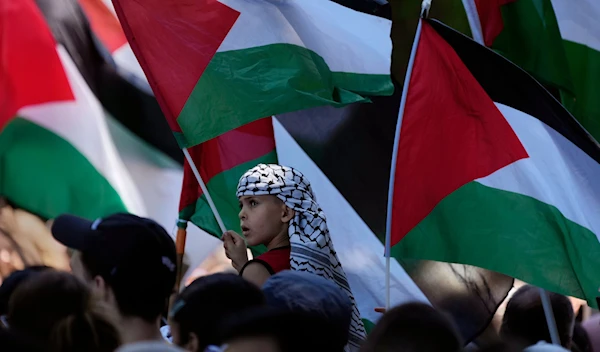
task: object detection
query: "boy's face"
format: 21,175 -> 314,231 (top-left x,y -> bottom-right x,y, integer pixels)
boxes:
238,195 -> 288,247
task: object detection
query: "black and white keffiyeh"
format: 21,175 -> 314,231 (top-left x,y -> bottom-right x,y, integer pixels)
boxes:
237,164 -> 365,350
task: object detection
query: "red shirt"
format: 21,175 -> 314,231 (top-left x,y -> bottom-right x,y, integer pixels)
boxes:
240,246 -> 291,275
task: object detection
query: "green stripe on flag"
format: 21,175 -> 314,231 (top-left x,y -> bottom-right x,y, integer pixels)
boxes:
492,0 -> 574,93
177,44 -> 393,147
0,117 -> 127,219
393,181 -> 600,306
561,40 -> 600,141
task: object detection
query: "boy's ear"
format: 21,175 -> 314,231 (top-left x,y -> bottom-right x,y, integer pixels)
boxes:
281,205 -> 295,223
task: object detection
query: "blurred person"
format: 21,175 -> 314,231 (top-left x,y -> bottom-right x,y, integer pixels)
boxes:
523,342 -> 570,352
216,307 -> 340,352
0,265 -> 51,317
500,285 -> 574,350
475,341 -> 520,352
169,273 -> 265,352
582,314 -> 600,352
0,199 -> 69,271
361,302 -> 463,352
262,270 -> 352,350
223,164 -> 365,349
7,270 -> 120,352
0,328 -> 43,352
51,213 -> 179,349
571,323 -> 592,352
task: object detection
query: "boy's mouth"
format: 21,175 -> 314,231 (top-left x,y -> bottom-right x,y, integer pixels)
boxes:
241,225 -> 250,234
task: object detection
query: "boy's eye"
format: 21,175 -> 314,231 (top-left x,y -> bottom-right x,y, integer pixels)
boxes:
250,200 -> 258,206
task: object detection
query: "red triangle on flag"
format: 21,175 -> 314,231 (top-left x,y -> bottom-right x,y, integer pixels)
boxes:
390,21 -> 528,246
178,117 -> 275,212
112,0 -> 240,132
475,0 -> 516,46
0,0 -> 74,130
78,0 -> 127,53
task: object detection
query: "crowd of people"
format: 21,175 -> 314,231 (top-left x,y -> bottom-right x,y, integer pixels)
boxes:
0,164 -> 598,351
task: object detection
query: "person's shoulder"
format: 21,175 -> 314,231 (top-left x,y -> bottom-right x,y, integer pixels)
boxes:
241,261 -> 273,287
255,246 -> 291,273
243,261 -> 272,275
524,342 -> 569,352
115,341 -> 186,352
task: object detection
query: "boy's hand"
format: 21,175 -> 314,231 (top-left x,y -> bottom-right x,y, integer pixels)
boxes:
223,231 -> 249,272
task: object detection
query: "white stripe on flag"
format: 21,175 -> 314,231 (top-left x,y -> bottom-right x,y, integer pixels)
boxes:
217,0 -> 392,74
551,0 -> 600,51
476,103 -> 600,240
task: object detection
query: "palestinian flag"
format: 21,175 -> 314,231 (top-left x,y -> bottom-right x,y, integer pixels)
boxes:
277,84 -> 513,343
390,19 -> 600,307
0,0 -> 145,220
178,118 -> 277,240
35,0 -> 183,164
77,0 -> 149,91
111,0 -> 393,146
462,0 -> 600,143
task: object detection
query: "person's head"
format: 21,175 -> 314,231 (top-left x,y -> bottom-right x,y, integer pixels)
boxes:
237,164 -> 317,248
7,270 -> 120,352
361,302 -> 463,352
217,307 -> 338,352
571,323 -> 592,352
0,265 -> 51,317
582,314 -> 600,352
51,213 -> 177,324
169,273 -> 265,352
500,285 -> 574,349
237,195 -> 294,247
262,270 -> 352,349
0,328 -> 43,352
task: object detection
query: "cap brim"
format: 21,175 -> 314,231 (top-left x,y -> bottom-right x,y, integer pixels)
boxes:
51,214 -> 95,251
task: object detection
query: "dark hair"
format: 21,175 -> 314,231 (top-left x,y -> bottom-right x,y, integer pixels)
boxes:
0,266 -> 51,315
80,250 -> 171,322
572,323 -> 592,352
0,328 -> 43,352
171,273 -> 265,351
8,270 -> 121,352
361,303 -> 463,352
500,285 -> 574,349
219,307 -> 339,352
262,270 -> 352,349
476,341 -> 521,352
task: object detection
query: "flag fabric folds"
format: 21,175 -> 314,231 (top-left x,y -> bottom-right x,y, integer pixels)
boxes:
391,19 -> 600,308
111,0 -> 393,147
0,0 -> 144,220
463,0 -> 600,143
178,118 -> 277,243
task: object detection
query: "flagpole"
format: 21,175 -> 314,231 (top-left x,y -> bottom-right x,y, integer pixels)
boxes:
384,0 -> 429,311
540,288 -> 561,345
461,0 -> 484,45
182,148 -> 227,234
174,225 -> 188,292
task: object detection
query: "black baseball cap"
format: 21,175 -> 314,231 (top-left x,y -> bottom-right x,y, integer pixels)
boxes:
51,213 -> 176,293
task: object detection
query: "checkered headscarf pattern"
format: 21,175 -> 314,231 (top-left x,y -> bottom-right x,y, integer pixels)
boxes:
237,164 -> 366,350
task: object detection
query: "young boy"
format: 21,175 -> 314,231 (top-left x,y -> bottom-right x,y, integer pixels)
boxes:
223,163 -> 365,351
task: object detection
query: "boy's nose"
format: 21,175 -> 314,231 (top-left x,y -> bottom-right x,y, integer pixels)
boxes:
238,209 -> 246,220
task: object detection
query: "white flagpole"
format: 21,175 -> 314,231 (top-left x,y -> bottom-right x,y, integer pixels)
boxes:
384,0 -> 430,311
182,147 -> 227,234
461,0 -> 485,45
539,288 -> 561,345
